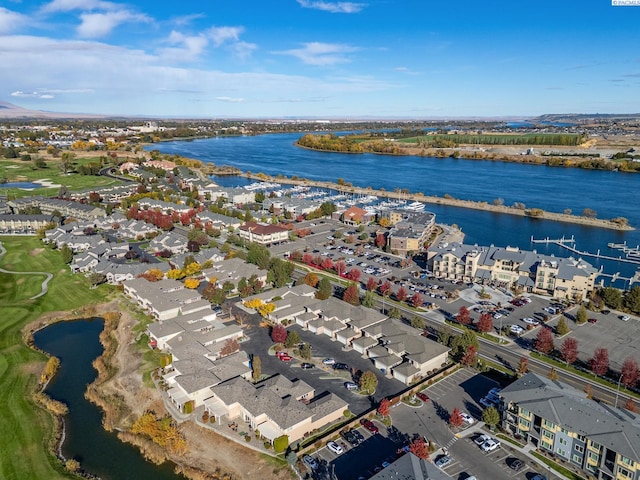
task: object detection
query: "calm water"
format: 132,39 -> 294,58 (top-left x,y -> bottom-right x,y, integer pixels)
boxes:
33,319 -> 183,480
149,134 -> 640,284
0,181 -> 40,189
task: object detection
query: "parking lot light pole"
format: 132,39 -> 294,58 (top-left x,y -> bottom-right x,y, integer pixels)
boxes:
615,373 -> 624,409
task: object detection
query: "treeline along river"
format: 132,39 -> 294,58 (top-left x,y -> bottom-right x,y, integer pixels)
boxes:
34,319 -> 183,480
149,133 -> 640,285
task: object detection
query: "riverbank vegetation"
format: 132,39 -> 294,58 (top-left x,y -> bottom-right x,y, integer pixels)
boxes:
0,236 -> 113,480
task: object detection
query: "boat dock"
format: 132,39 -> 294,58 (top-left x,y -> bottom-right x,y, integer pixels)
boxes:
530,236 -> 640,265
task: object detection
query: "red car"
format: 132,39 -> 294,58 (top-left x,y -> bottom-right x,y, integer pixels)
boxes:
360,419 -> 379,434
279,354 -> 293,362
416,392 -> 430,402
588,318 -> 598,324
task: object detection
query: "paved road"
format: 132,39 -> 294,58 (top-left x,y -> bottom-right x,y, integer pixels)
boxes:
0,241 -> 53,300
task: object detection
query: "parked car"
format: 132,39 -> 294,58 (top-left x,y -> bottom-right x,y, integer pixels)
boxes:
416,392 -> 430,402
510,324 -> 525,335
360,418 -> 379,434
460,412 -> 475,424
474,434 -> 491,446
523,317 -> 539,326
481,439 -> 500,452
353,429 -> 365,443
344,381 -> 359,391
302,455 -> 318,470
621,315 -> 630,322
435,455 -> 453,468
279,354 -> 292,362
588,317 -> 598,324
531,475 -> 547,480
509,458 -> 525,471
322,358 -> 336,365
333,362 -> 350,370
275,351 -> 287,358
300,362 -> 315,369
479,397 -> 495,407
327,441 -> 344,455
602,309 -> 611,315
341,429 -> 360,446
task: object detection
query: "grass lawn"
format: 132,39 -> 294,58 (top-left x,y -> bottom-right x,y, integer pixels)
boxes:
0,156 -> 123,197
0,236 -> 114,480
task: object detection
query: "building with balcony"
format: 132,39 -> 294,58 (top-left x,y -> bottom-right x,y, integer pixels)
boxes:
499,373 -> 640,480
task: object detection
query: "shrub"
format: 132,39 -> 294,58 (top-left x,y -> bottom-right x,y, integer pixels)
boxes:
264,441 -> 271,449
245,435 -> 251,442
273,435 -> 289,453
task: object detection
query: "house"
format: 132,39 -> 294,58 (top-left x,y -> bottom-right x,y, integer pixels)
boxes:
368,452 -> 452,480
207,375 -> 347,443
202,258 -> 268,292
123,277 -> 208,320
149,230 -> 188,254
500,372 -> 640,480
340,206 -> 374,226
238,221 -> 289,246
0,214 -> 56,234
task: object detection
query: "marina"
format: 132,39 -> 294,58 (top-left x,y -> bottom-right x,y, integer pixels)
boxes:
531,236 -> 640,266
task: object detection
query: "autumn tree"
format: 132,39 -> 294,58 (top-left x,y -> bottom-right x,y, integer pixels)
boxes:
396,286 -> 408,302
517,357 -> 529,376
547,367 -> 559,381
220,338 -> 239,357
476,313 -> 493,333
560,337 -> 579,365
377,398 -> 390,417
184,278 -> 200,289
584,383 -> 594,399
303,272 -> 319,287
343,283 -> 360,306
408,438 -> 430,460
457,306 -> 471,326
366,277 -> 378,291
534,328 -> 554,354
271,324 -> 287,344
334,261 -> 346,276
461,344 -> 478,367
449,408 -> 464,428
590,347 -> 609,376
321,256 -> 334,271
624,398 -> 638,413
411,292 -> 423,308
252,355 -> 261,382
346,268 -> 361,282
621,357 -> 640,388
379,280 -> 392,296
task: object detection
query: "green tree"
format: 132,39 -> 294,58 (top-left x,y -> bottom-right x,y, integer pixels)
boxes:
359,371 -> 378,394
410,315 -> 426,330
624,286 -> 640,314
267,258 -> 294,288
300,342 -> 312,360
316,278 -> 332,300
247,244 -> 271,269
284,330 -> 300,348
576,305 -> 588,325
252,355 -> 261,382
273,435 -> 289,454
362,290 -> 376,308
60,244 -> 73,264
388,306 -> 401,319
600,286 -> 622,309
438,325 -> 453,347
481,406 -> 501,430
556,316 -> 569,336
450,330 -> 479,362
87,272 -> 106,287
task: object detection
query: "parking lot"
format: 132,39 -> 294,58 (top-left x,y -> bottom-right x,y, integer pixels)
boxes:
390,369 -> 559,480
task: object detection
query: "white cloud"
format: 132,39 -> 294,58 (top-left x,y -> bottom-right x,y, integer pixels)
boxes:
0,7 -> 28,34
172,13 -> 206,27
11,90 -> 54,99
296,0 -> 366,13
230,41 -> 257,60
207,26 -> 244,47
394,66 -> 421,76
216,96 -> 245,103
160,30 -> 209,62
77,10 -> 151,38
40,0 -> 119,13
275,42 -> 358,66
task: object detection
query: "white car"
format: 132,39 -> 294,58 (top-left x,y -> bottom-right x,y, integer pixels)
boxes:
522,317 -> 539,326
481,439 -> 501,452
510,325 -> 525,335
474,434 -> 491,446
302,455 -> 318,470
621,315 -> 630,322
322,358 -> 336,365
479,397 -> 496,407
460,412 -> 475,424
327,441 -> 344,455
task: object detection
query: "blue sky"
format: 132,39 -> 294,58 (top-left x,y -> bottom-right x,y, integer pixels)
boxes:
1,0 -> 639,118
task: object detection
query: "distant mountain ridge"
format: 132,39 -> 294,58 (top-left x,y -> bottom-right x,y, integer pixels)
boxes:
0,101 -> 106,119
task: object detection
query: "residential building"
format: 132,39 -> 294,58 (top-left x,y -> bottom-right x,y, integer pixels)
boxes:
0,214 -> 56,234
368,452 -> 452,480
428,243 -> 598,301
340,205 -> 374,226
238,221 -> 289,246
384,210 -> 436,256
500,372 -> 640,480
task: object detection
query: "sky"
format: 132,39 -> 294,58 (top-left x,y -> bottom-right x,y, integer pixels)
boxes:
1,0 -> 639,118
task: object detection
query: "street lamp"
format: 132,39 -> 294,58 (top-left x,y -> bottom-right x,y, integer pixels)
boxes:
615,373 -> 624,409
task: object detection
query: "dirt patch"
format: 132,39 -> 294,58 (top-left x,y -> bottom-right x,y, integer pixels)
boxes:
30,248 -> 45,256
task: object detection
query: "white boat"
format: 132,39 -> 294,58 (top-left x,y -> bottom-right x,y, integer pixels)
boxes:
405,201 -> 425,211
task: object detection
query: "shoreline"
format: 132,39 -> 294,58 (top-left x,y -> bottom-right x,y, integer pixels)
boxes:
236,172 -> 634,231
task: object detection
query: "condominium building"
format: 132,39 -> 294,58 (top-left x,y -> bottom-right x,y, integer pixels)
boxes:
500,373 -> 640,480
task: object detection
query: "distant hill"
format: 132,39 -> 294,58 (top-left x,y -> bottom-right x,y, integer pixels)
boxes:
535,113 -> 640,124
0,100 -> 106,119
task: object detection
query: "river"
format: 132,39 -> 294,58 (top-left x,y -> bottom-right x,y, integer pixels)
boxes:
33,319 -> 183,480
149,133 -> 640,285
